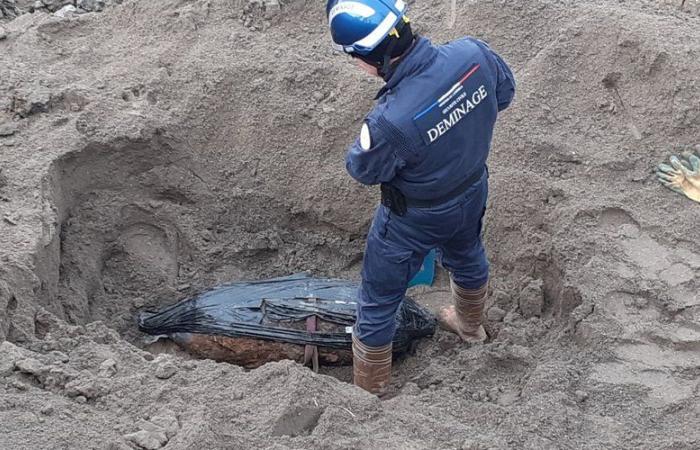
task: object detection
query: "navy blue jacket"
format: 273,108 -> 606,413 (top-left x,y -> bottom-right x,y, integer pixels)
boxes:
346,37 -> 515,200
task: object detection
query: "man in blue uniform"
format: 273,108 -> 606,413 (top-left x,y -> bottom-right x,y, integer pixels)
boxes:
326,0 -> 516,395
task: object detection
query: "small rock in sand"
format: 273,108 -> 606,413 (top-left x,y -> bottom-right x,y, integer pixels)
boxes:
155,363 -> 177,379
124,429 -> 168,450
11,380 -> 29,391
0,341 -> 26,376
154,356 -> 178,380
519,278 -> 544,319
54,4 -> 78,17
77,0 -> 106,12
487,306 -> 506,322
14,358 -> 48,376
49,351 -> 70,363
0,123 -> 17,136
65,377 -> 108,399
99,359 -> 118,377
146,412 -> 180,439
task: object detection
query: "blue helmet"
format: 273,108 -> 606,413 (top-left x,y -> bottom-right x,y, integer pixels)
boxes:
327,0 -> 408,56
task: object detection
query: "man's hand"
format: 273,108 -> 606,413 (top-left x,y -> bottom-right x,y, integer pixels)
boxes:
657,152 -> 700,203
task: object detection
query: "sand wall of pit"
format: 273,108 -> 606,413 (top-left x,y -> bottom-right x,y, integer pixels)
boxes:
1,0 -> 700,448
0,0 -> 571,342
3,0 -> 699,346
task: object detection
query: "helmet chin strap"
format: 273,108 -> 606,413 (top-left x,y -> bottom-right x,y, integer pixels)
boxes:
354,20 -> 413,79
378,37 -> 399,79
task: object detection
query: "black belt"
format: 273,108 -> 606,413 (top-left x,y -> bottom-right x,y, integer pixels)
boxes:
381,167 -> 486,215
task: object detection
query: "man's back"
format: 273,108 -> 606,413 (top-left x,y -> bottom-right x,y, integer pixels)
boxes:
347,37 -> 515,201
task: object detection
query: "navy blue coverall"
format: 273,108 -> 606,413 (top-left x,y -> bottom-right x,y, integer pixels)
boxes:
347,36 -> 516,347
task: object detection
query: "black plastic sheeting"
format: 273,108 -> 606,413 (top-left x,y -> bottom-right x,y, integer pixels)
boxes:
138,274 -> 437,352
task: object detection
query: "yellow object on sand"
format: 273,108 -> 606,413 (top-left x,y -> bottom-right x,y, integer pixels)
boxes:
657,152 -> 700,203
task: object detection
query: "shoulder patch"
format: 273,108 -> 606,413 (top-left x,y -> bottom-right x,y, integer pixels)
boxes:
360,122 -> 371,151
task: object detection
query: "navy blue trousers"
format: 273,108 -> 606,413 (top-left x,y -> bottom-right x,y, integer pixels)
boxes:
354,172 -> 489,347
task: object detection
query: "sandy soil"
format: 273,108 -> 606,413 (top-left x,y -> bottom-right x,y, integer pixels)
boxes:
1,0 -> 699,448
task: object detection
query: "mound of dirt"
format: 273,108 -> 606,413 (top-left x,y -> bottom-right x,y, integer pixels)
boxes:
1,0 -> 699,448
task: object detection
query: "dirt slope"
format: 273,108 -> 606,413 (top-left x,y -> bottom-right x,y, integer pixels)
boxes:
1,0 -> 699,448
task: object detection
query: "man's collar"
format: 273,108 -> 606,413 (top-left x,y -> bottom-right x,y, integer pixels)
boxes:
374,37 -> 437,100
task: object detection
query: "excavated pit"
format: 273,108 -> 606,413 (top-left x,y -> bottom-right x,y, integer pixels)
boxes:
39,137 -> 366,341
32,131 -> 583,375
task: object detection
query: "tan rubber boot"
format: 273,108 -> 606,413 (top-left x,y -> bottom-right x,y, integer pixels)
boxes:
438,279 -> 488,343
352,334 -> 392,396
